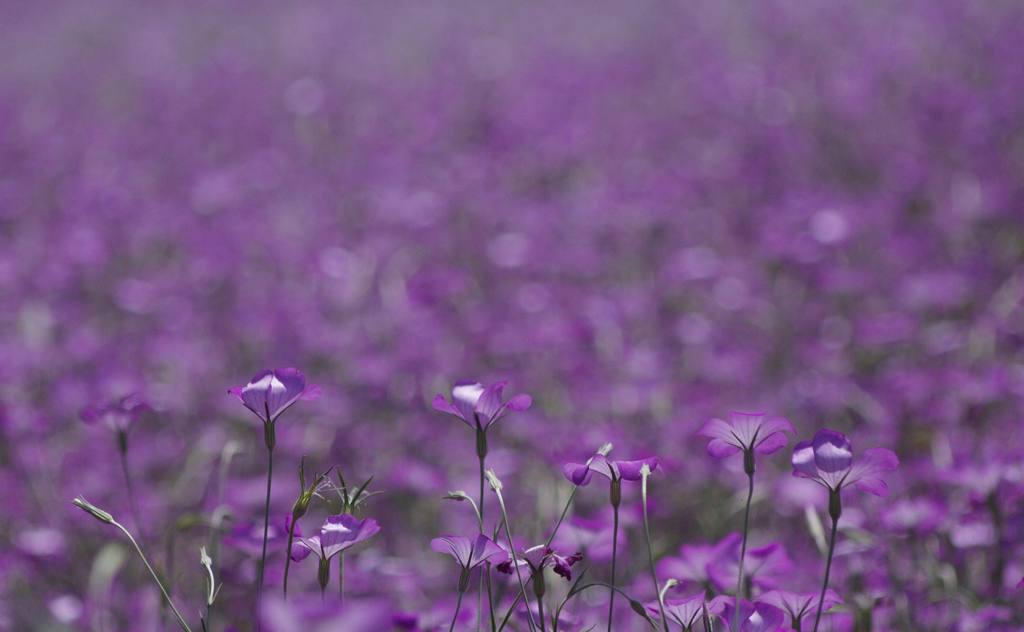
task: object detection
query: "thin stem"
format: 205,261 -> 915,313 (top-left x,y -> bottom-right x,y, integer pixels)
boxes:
118,436 -> 146,543
283,518 -> 297,598
546,485 -> 580,548
494,487 -> 538,632
812,515 -> 840,632
339,551 -> 345,605
450,589 -> 466,632
479,453 -> 486,632
258,447 -> 274,630
112,520 -> 191,632
486,564 -> 497,632
607,505 -> 619,632
641,471 -> 668,632
538,593 -> 546,632
479,453 -> 486,531
735,471 -> 754,631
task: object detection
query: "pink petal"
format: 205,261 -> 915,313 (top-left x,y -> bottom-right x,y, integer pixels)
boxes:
853,477 -> 889,497
504,393 -> 531,412
812,429 -> 853,473
451,380 -> 485,424
563,462 -> 594,486
727,411 -> 766,446
847,447 -> 899,482
708,439 -> 741,458
759,416 -> 795,437
696,418 -> 738,443
753,432 -> 788,455
791,441 -> 819,479
298,383 -> 322,401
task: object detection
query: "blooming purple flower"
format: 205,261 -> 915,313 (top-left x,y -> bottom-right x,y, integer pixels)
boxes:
710,596 -> 785,632
791,429 -> 899,499
706,539 -> 795,594
757,589 -> 843,629
645,590 -> 725,630
563,455 -> 659,486
430,533 -> 509,571
297,514 -> 380,563
697,412 -> 794,474
496,545 -> 584,581
229,368 -> 322,425
432,380 -> 531,432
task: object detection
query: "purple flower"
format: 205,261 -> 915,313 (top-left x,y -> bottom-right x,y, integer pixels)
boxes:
706,539 -> 795,594
757,589 -> 843,629
229,368 -> 322,425
791,429 -> 899,498
696,412 -> 794,474
431,533 -> 509,593
79,394 -> 151,435
430,533 -> 509,571
563,455 -> 659,486
645,590 -> 725,630
297,514 -> 380,562
432,380 -> 531,432
710,596 -> 785,632
496,545 -> 584,581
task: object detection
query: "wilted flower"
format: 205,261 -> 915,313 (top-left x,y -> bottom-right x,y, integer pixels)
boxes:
430,533 -> 509,593
229,368 -> 321,450
696,412 -> 794,475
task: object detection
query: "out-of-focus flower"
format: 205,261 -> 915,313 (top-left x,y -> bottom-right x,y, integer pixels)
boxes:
229,368 -> 321,449
791,429 -> 899,514
430,533 -> 509,593
79,394 -> 150,435
706,539 -> 795,594
696,411 -> 794,474
432,380 -> 531,432
758,589 -> 843,630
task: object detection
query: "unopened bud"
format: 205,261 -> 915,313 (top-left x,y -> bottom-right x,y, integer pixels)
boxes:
72,496 -> 115,525
630,599 -> 649,618
485,469 -> 503,492
443,491 -> 472,502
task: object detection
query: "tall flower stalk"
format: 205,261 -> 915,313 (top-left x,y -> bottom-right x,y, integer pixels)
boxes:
697,411 -> 793,631
791,429 -> 898,632
229,368 -> 320,621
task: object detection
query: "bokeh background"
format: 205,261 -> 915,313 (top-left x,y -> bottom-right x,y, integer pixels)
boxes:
3,0 -> 1024,630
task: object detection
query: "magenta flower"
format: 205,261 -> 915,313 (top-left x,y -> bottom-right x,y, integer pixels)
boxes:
697,412 -> 794,474
432,379 -> 531,432
706,539 -> 794,594
496,544 -> 584,582
431,533 -> 509,593
563,455 -> 659,486
791,429 -> 899,500
758,589 -> 843,630
229,368 -> 321,450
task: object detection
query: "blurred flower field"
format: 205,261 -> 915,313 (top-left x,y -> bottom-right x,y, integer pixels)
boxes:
3,0 -> 1024,630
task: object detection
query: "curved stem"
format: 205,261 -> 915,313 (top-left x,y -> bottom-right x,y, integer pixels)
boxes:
546,485 -> 580,548
735,471 -> 754,631
494,487 -> 538,632
113,521 -> 191,632
258,448 -> 274,630
283,519 -> 296,598
812,515 -> 839,632
607,506 -> 619,632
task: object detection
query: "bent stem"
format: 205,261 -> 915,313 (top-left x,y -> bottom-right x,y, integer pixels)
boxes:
492,480 -> 538,632
735,470 -> 754,631
113,520 -> 192,632
450,589 -> 466,632
812,516 -> 839,632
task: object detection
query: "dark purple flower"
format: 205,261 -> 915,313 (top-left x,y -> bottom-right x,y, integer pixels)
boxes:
757,589 -> 843,629
297,514 -> 380,563
432,380 -> 531,432
791,429 -> 899,498
229,368 -> 322,425
496,545 -> 584,581
430,533 -> 509,571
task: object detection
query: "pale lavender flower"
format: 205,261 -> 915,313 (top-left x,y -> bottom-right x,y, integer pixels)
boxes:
563,455 -> 659,486
431,533 -> 509,593
758,589 -> 843,630
431,379 -> 531,432
710,596 -> 785,632
229,368 -> 322,425
645,590 -> 725,630
297,514 -> 380,563
697,412 -> 794,472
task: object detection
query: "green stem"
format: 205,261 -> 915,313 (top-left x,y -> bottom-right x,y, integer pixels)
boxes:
283,518 -> 297,599
450,589 -> 466,632
112,520 -> 191,632
641,471 -> 668,632
118,434 -> 146,543
339,551 -> 345,605
735,471 -> 754,631
607,505 -> 619,632
258,447 -> 274,629
546,485 -> 580,548
812,516 -> 839,632
538,593 -> 546,632
494,488 -> 538,632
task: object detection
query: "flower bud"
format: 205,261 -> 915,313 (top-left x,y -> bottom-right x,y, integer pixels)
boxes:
72,496 -> 115,525
485,469 -> 503,492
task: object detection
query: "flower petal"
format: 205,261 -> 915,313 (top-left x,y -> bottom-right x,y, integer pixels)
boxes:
431,534 -> 472,567
467,533 -> 508,568
563,462 -> 594,486
451,380 -> 485,425
504,393 -> 532,412
433,394 -> 472,427
727,411 -> 766,446
791,440 -> 819,480
266,368 -> 308,419
753,432 -> 788,455
708,439 -> 742,458
319,514 -> 380,559
847,447 -> 899,482
812,429 -> 853,473
853,477 -> 889,497
758,416 -> 795,438
615,457 -> 658,481
696,418 -> 740,444
473,381 -> 508,422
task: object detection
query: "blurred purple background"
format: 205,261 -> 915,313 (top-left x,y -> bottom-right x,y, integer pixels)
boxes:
3,0 -> 1024,629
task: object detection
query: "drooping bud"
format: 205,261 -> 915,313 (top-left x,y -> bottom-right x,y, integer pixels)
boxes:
485,469 -> 503,492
